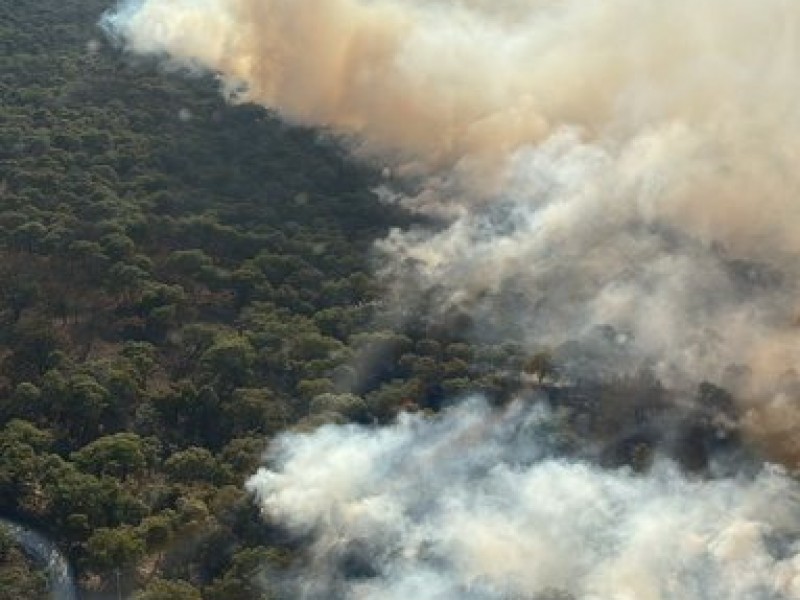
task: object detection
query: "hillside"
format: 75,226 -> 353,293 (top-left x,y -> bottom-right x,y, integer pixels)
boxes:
0,0 -> 531,597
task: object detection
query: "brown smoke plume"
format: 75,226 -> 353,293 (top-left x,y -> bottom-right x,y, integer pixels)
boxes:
100,1 -> 800,596
105,0 -> 800,514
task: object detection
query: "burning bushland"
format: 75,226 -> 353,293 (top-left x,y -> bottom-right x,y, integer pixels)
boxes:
104,0 -> 800,597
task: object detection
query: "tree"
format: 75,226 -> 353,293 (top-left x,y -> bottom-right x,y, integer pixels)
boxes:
225,388 -> 289,436
135,579 -> 202,600
165,447 -> 232,485
66,239 -> 109,281
295,378 -> 334,401
3,318 -> 63,380
309,393 -> 367,421
0,526 -> 47,600
11,221 -> 47,253
1,275 -> 39,322
525,351 -> 555,384
365,379 -> 423,419
121,341 -> 157,384
200,336 -> 256,390
60,373 -> 111,445
137,514 -> 173,555
40,458 -> 110,528
107,262 -> 148,301
165,249 -> 213,276
71,433 -> 147,479
0,436 -> 41,510
0,419 -> 51,451
100,232 -> 135,261
7,383 -> 43,420
204,548 -> 275,600
86,526 -> 145,572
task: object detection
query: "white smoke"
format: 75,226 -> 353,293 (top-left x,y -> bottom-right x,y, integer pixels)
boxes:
248,400 -> 800,599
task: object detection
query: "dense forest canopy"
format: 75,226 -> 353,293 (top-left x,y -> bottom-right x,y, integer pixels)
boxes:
0,0 -> 535,597
7,0 -> 800,598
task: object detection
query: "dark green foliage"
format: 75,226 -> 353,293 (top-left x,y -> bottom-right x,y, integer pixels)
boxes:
85,525 -> 146,570
71,433 -> 151,479
0,526 -> 48,600
0,0 -> 528,597
164,447 -> 233,486
135,578 -> 202,600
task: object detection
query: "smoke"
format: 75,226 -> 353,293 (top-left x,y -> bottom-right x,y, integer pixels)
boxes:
248,399 -> 800,599
101,0 -> 800,389
101,0 -> 800,595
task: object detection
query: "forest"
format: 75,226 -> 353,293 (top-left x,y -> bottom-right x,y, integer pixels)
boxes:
0,0 -> 540,597
1,0 -> 751,598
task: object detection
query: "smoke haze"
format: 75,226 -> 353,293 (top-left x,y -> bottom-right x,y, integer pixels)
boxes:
102,0 -> 800,389
248,400 -> 800,599
102,0 -> 800,596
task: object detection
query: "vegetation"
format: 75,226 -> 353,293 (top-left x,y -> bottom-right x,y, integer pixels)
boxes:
0,525 -> 47,600
1,0 -> 746,596
0,0 -> 534,596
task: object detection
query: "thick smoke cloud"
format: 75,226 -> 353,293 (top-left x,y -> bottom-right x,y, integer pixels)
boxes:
102,0 -> 800,396
101,0 -> 800,594
248,400 -> 800,599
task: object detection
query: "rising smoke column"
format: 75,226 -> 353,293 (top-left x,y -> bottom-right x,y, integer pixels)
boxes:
102,0 -> 800,596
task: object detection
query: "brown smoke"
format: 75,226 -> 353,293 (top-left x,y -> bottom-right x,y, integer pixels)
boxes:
104,0 -> 800,461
